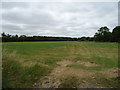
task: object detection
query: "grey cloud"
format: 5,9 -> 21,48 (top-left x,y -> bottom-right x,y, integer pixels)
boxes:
2,2 -> 29,9
1,2 -> 118,37
2,24 -> 22,31
3,9 -> 59,26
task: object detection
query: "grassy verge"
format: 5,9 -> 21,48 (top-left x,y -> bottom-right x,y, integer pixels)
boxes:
2,50 -> 49,88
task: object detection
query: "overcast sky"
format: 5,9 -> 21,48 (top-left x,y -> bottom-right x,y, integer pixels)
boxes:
1,2 -> 118,37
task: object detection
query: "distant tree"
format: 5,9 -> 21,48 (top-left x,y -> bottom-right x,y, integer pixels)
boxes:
94,26 -> 111,42
111,26 -> 120,42
15,34 -> 18,38
11,35 -> 19,42
1,32 -> 6,37
19,35 -> 27,41
88,37 -> 94,41
80,37 -> 87,41
1,32 -> 12,42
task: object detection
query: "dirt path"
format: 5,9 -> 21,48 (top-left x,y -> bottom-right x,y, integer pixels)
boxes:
34,45 -> 119,88
34,59 -> 119,88
34,60 -> 97,88
34,60 -> 73,88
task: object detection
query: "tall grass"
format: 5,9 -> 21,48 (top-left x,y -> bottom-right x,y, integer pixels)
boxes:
2,49 -> 49,88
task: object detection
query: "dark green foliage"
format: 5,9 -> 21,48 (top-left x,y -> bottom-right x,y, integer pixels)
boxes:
1,32 -> 94,42
94,26 -> 112,42
77,37 -> 94,41
111,26 -> 120,42
94,26 -> 120,42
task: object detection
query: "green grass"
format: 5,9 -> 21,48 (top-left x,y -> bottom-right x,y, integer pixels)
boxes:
3,62 -> 48,88
68,56 -> 118,70
2,50 -> 49,88
2,41 -> 119,88
3,42 -> 69,64
90,56 -> 118,68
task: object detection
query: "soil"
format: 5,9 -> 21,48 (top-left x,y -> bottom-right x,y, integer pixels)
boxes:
34,60 -> 119,88
76,61 -> 99,67
22,61 -> 49,67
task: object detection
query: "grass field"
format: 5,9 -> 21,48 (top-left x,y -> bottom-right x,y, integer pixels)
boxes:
2,41 -> 119,88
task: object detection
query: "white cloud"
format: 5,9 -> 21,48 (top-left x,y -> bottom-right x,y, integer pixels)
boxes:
1,2 -> 118,37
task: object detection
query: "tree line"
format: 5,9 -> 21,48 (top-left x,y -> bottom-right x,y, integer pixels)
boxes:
1,26 -> 120,42
94,26 -> 120,42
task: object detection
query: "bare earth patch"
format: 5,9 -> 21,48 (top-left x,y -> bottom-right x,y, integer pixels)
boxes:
34,60 -> 119,88
76,61 -> 99,67
57,60 -> 73,67
22,61 -> 49,67
34,60 -> 72,88
34,60 -> 97,88
100,68 -> 119,78
78,82 -> 96,88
